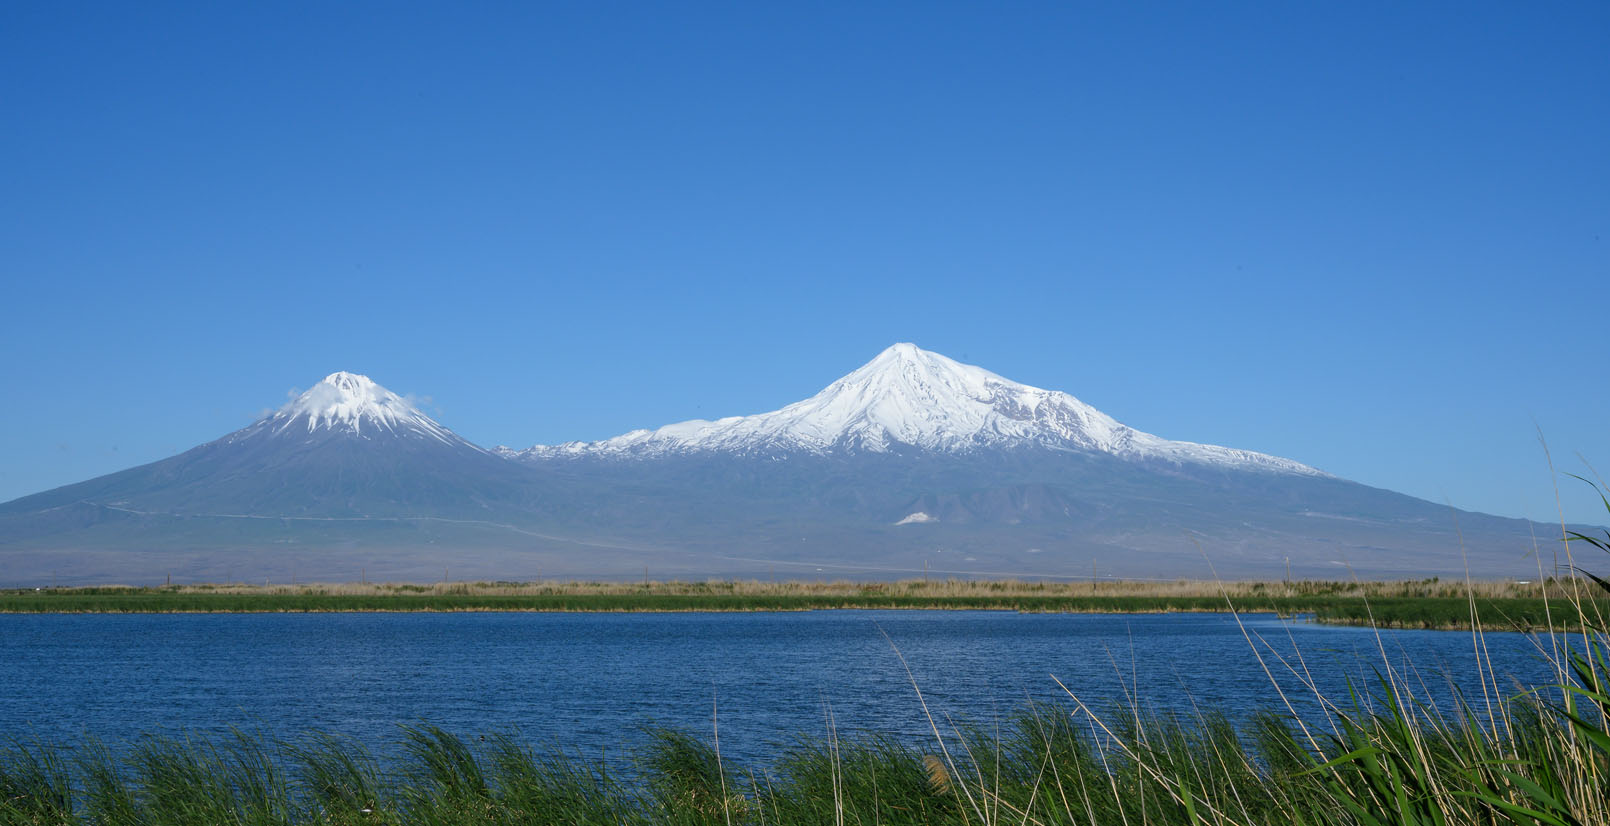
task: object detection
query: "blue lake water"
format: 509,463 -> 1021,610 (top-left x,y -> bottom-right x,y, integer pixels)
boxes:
0,611 -> 1559,764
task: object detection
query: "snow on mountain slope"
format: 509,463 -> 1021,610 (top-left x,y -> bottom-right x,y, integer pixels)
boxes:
511,344 -> 1324,475
234,371 -> 474,449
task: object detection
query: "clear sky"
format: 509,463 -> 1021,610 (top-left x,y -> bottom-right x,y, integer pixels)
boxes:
3,2 -> 1607,525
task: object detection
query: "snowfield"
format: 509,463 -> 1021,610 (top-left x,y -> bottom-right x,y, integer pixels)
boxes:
509,343 -> 1324,476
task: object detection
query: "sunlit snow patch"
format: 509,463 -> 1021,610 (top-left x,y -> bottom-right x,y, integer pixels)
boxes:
507,343 -> 1325,476
895,511 -> 937,525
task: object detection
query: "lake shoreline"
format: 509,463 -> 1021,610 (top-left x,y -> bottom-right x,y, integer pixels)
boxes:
1,579 -> 1600,630
4,606 -> 1598,823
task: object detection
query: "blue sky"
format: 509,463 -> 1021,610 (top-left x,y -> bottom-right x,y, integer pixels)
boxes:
3,2 -> 1607,525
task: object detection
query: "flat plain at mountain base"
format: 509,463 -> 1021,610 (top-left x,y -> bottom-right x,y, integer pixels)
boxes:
4,577 -> 1602,630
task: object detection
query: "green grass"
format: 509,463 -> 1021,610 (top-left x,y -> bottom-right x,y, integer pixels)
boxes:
1,589 -> 1603,631
1309,596 -> 1609,629
1,691 -> 1606,826
0,590 -> 1246,613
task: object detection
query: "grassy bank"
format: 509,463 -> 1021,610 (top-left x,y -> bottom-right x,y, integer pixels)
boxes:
2,673 -> 1608,825
0,577 -> 1601,630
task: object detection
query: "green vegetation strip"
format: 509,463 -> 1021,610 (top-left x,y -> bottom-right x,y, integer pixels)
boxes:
4,694 -> 1610,826
1,590 -> 1604,629
0,591 -> 1243,613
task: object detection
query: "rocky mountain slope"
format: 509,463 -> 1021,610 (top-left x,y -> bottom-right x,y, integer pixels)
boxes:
0,352 -> 1576,584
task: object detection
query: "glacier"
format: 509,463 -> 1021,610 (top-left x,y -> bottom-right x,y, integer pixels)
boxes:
507,343 -> 1324,476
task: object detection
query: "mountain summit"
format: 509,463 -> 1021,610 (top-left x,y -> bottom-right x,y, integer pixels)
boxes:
260,371 -> 464,446
0,356 -> 1561,583
0,369 -> 537,533
511,343 -> 1321,475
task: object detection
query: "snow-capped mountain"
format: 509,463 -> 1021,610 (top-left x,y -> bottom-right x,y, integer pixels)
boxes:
0,360 -> 1565,583
0,370 -> 547,525
509,343 -> 1321,475
230,371 -> 476,450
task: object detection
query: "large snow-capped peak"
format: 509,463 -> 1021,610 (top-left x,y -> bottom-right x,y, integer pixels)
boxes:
260,371 -> 464,446
512,344 -> 1324,475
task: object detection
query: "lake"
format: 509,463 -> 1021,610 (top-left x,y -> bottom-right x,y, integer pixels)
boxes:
0,610 -> 1558,764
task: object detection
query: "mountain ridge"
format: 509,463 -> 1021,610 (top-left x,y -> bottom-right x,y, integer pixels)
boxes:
0,371 -> 541,521
0,348 -> 1578,583
261,371 -> 474,449
504,343 -> 1323,476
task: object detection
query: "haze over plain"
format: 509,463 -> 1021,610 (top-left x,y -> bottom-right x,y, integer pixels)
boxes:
2,3 -> 1606,529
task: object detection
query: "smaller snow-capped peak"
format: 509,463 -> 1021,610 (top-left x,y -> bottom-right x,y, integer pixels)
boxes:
267,372 -> 463,446
513,344 -> 1325,476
